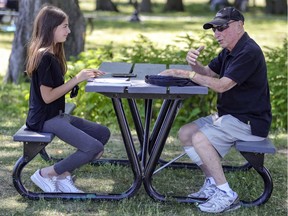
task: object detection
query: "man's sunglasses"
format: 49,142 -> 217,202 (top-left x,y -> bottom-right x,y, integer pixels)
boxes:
212,20 -> 237,33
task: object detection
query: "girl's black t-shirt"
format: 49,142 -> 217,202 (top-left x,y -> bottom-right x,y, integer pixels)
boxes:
26,52 -> 65,131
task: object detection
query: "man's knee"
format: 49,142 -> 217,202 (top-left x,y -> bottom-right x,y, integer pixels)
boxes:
192,131 -> 211,151
178,123 -> 198,145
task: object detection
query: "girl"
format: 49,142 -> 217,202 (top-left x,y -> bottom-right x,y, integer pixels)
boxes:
26,5 -> 110,193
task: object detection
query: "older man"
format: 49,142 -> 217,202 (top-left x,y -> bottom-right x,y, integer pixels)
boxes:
160,7 -> 271,213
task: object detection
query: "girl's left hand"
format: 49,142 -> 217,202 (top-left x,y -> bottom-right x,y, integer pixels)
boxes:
76,69 -> 105,82
92,69 -> 106,78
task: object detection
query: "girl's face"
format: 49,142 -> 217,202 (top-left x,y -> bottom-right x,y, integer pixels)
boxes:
53,17 -> 71,44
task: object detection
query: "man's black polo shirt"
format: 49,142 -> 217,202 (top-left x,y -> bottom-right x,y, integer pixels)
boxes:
208,32 -> 272,137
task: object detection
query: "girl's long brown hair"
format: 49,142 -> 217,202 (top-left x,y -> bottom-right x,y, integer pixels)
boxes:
26,5 -> 68,77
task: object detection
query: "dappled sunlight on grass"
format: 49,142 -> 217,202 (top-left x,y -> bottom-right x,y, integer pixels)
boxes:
78,177 -> 117,193
0,1 -> 286,214
0,197 -> 29,213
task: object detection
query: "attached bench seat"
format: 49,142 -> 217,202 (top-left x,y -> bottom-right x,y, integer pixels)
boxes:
234,138 -> 276,207
235,139 -> 276,154
13,102 -> 76,162
13,125 -> 55,143
12,102 -> 142,201
12,103 -> 76,199
13,102 -> 76,142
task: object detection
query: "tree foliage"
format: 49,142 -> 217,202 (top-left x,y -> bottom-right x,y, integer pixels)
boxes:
65,35 -> 287,132
1,35 -> 286,132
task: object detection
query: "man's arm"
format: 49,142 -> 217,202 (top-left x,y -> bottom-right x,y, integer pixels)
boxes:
191,63 -> 219,78
159,68 -> 236,93
193,73 -> 237,93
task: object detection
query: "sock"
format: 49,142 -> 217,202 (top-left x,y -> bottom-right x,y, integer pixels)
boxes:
217,182 -> 236,198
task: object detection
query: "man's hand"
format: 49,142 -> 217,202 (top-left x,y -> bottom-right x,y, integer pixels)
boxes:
159,69 -> 190,78
186,46 -> 205,66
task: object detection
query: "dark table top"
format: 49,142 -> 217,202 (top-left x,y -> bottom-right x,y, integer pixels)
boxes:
85,62 -> 208,99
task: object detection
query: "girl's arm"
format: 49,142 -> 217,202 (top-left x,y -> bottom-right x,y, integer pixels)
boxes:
40,69 -> 104,104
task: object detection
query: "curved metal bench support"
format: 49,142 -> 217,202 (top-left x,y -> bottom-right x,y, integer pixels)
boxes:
239,152 -> 273,207
143,139 -> 276,206
12,101 -> 143,201
12,141 -> 142,201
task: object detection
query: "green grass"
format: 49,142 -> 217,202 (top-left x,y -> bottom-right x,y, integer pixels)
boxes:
0,83 -> 287,216
0,111 -> 287,215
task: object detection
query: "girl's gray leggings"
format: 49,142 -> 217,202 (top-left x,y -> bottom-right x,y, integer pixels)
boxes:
42,114 -> 110,175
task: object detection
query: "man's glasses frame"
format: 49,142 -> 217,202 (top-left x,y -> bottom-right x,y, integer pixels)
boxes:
212,20 -> 237,33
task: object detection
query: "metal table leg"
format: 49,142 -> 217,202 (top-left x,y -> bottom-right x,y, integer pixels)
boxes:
143,99 -> 205,203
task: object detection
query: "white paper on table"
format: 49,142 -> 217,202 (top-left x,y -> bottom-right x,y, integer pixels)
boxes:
88,78 -> 131,86
130,80 -> 151,87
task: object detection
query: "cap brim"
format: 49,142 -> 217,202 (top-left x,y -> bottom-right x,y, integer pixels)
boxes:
203,18 -> 228,29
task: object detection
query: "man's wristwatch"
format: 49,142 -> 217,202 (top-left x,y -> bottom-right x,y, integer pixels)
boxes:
189,71 -> 196,80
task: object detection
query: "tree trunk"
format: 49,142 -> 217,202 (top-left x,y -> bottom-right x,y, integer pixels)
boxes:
265,0 -> 287,14
140,0 -> 152,13
5,0 -> 85,84
95,0 -> 118,12
164,0 -> 184,12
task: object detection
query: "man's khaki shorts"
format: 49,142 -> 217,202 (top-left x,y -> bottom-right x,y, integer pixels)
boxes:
193,113 -> 265,157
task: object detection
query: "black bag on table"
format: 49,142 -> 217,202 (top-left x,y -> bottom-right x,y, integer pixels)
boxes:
145,75 -> 198,87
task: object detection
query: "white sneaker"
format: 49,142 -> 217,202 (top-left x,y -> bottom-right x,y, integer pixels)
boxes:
30,169 -> 60,193
188,178 -> 216,199
197,187 -> 241,213
57,176 -> 84,193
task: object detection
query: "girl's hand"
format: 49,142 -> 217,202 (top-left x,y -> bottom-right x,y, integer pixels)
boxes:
76,69 -> 105,83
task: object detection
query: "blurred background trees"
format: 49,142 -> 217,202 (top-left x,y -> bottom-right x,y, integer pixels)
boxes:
4,0 -> 85,83
94,0 -> 287,13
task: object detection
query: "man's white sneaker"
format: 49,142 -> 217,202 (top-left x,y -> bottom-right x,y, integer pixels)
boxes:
197,187 -> 241,213
30,169 -> 60,193
57,176 -> 84,193
188,178 -> 216,199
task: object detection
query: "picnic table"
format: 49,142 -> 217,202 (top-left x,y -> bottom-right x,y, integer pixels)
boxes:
85,62 -> 276,206
12,61 -> 275,206
85,62 -> 208,202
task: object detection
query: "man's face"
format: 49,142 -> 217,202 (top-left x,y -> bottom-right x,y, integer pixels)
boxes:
212,20 -> 241,51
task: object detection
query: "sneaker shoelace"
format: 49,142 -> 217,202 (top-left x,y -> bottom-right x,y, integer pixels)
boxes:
203,189 -> 237,210
200,185 -> 216,196
62,176 -> 81,192
49,176 -> 59,192
189,179 -> 214,198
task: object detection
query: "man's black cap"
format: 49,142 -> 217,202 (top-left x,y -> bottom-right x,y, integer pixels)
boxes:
203,7 -> 245,29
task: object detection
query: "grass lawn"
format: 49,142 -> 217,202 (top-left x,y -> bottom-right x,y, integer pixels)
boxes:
0,112 -> 287,215
0,0 -> 287,215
